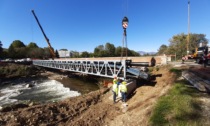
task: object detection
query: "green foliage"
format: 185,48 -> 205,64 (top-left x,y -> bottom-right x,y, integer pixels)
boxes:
93,42 -> 140,57
81,51 -> 90,58
55,50 -> 59,58
7,40 -> 27,59
129,49 -> 140,56
27,42 -> 39,48
170,68 -> 181,74
8,45 -> 16,58
149,82 -> 201,126
0,49 -> 8,59
115,46 -> 122,56
71,51 -> 80,58
0,41 -> 2,54
5,39 -> 141,59
0,64 -> 37,78
157,44 -> 168,55
5,40 -> 57,59
0,41 -> 3,58
155,67 -> 159,71
105,42 -> 115,57
157,33 -> 209,59
94,45 -> 107,57
27,48 -> 44,59
10,40 -> 26,48
43,47 -> 51,59
169,68 -> 182,78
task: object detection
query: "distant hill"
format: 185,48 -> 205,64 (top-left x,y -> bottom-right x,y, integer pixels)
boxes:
138,51 -> 157,55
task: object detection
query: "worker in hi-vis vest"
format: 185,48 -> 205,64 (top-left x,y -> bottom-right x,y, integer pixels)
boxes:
112,77 -> 118,103
120,81 -> 127,103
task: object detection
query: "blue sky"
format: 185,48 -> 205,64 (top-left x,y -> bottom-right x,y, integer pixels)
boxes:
0,0 -> 210,53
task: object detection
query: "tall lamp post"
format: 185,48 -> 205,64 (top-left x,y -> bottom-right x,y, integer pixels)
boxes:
122,16 -> 129,59
187,0 -> 190,55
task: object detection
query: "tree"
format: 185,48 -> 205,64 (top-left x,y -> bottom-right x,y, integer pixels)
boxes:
15,47 -> 27,59
30,48 -> 44,59
128,49 -> 140,56
94,48 -> 100,57
160,33 -> 209,59
115,46 -> 122,56
94,45 -> 105,57
8,45 -> 16,58
81,51 -> 90,58
55,50 -> 60,58
0,41 -> 3,58
157,44 -> 168,55
27,42 -> 39,48
43,47 -> 51,59
105,42 -> 115,57
10,40 -> 26,48
8,40 -> 27,58
71,51 -> 80,58
189,34 -> 208,49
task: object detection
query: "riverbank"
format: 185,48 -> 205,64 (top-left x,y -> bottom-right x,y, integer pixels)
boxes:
0,64 -> 177,125
0,64 -> 100,108
1,63 -> 209,125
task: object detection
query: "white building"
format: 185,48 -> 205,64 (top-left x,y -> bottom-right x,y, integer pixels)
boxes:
58,50 -> 71,58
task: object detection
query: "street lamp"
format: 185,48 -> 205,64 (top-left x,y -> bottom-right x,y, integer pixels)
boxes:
121,16 -> 129,58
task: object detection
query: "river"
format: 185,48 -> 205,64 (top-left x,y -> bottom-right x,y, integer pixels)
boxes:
0,74 -> 103,107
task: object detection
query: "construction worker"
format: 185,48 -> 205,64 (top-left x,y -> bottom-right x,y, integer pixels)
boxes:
112,77 -> 118,103
119,81 -> 127,103
182,56 -> 185,64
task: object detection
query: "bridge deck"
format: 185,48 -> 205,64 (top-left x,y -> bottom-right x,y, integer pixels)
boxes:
33,59 -> 149,80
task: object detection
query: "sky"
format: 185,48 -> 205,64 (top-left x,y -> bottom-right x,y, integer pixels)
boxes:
0,0 -> 210,53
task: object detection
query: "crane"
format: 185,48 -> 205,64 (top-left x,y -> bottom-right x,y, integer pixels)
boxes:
31,10 -> 56,59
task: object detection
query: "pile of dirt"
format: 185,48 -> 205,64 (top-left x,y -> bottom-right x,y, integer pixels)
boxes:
0,65 -> 176,126
0,88 -> 111,126
0,63 -> 42,81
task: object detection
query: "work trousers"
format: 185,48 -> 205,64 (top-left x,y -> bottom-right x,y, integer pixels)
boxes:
113,91 -> 117,103
121,92 -> 127,102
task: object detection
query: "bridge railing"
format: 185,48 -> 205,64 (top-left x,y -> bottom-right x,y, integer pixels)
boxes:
33,60 -> 127,79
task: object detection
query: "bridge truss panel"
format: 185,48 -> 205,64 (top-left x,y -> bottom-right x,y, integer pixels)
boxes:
33,60 -> 127,79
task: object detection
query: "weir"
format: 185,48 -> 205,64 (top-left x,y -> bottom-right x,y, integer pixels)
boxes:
33,59 -> 150,80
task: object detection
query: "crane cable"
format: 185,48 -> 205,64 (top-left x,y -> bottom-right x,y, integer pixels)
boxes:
121,0 -> 129,60
122,0 -> 128,17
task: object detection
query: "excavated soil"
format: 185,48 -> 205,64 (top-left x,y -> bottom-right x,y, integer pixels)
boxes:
1,64 -> 208,126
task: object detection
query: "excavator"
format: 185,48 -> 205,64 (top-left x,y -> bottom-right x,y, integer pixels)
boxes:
31,10 -> 56,59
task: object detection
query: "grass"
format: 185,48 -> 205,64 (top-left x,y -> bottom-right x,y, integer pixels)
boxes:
149,68 -> 202,126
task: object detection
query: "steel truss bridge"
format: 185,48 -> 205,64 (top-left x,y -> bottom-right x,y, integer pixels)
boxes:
33,59 -> 149,80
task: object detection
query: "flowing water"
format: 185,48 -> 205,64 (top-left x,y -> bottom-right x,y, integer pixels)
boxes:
0,75 -> 100,107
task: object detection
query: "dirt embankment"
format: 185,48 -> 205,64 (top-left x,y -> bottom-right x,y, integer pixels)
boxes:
0,65 -> 177,126
0,63 -> 41,81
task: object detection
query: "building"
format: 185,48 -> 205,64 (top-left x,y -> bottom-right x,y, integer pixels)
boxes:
58,50 -> 71,58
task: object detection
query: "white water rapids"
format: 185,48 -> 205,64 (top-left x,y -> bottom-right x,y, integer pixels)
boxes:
0,80 -> 81,107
